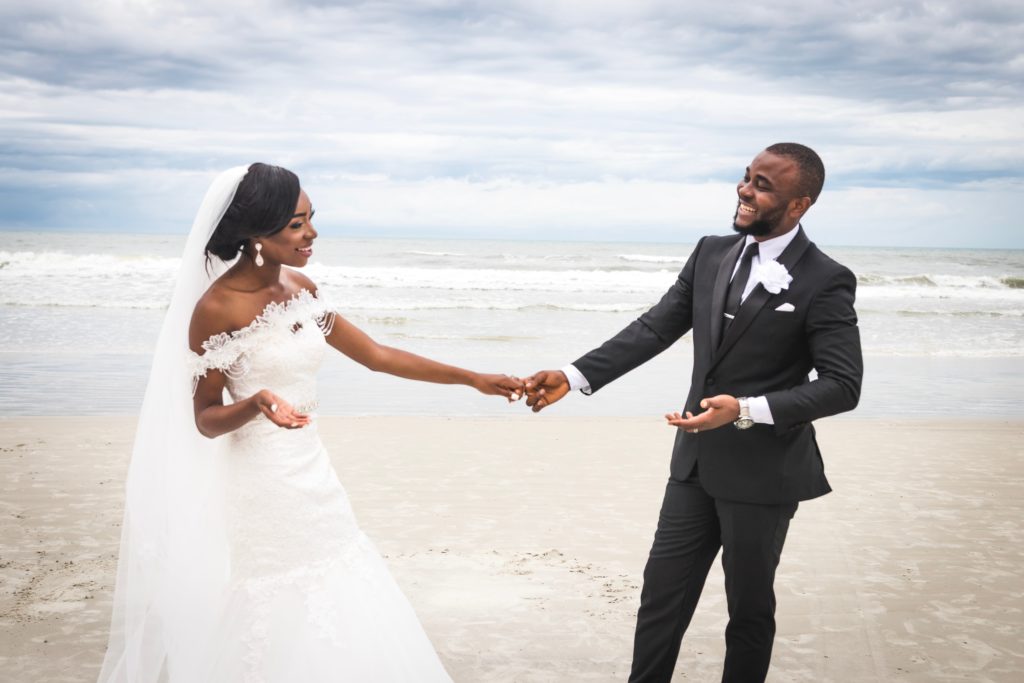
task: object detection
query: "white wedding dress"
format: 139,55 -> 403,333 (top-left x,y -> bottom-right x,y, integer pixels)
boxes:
184,289 -> 452,682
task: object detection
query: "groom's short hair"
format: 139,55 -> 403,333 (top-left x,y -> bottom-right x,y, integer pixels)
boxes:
766,142 -> 825,204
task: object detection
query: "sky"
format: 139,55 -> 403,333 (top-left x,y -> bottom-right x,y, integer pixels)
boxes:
1,0 -> 1022,248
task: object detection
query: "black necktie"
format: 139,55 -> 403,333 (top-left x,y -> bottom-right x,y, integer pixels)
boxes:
723,242 -> 759,330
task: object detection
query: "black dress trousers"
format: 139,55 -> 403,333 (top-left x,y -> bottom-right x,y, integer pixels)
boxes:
628,465 -> 797,683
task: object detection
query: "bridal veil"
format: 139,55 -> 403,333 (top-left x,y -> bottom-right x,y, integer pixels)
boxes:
97,166 -> 249,682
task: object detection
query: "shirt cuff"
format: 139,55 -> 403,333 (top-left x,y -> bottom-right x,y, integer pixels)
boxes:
747,395 -> 775,425
561,364 -> 592,394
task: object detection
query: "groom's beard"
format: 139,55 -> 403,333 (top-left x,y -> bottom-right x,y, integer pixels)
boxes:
732,204 -> 786,237
733,218 -> 774,237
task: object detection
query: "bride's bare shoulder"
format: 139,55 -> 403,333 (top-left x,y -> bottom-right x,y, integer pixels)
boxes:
189,284 -> 247,354
283,267 -> 319,296
189,270 -> 322,354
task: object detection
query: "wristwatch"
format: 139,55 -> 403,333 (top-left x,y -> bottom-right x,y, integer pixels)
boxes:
734,397 -> 755,430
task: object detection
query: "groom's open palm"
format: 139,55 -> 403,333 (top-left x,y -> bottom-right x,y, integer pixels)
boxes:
524,370 -> 570,412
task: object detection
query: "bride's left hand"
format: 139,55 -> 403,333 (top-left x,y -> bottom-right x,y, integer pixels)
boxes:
473,374 -> 526,402
255,389 -> 312,429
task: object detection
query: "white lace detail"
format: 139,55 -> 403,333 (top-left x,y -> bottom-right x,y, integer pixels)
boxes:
200,300 -> 451,681
234,534 -> 383,669
187,288 -> 334,394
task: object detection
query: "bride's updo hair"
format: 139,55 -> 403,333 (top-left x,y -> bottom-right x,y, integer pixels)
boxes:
205,163 -> 301,262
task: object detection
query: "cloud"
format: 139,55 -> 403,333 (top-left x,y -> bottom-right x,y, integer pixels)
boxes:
0,0 -> 1020,247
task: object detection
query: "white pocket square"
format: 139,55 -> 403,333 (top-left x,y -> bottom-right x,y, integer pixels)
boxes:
774,303 -> 796,312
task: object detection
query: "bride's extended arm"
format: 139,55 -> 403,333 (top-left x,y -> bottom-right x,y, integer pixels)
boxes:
324,312 -> 523,400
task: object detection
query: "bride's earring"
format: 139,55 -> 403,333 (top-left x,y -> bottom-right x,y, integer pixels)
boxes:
254,241 -> 264,267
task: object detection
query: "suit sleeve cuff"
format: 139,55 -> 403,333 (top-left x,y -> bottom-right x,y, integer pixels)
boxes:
748,395 -> 775,424
561,364 -> 592,394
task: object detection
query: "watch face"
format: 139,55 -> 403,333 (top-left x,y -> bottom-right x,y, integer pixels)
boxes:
735,417 -> 754,430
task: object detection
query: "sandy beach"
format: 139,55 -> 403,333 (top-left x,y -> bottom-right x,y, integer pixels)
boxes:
1,415 -> 1022,682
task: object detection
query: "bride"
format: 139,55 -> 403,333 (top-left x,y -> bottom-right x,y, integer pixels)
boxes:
97,164 -> 523,682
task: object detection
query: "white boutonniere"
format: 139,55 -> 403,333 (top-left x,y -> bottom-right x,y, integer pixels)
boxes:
753,259 -> 793,294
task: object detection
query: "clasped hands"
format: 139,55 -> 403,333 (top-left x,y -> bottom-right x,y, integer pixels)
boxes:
516,370 -> 742,433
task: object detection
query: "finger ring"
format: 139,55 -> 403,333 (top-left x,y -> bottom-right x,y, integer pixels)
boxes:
691,428 -> 699,434
270,403 -> 278,413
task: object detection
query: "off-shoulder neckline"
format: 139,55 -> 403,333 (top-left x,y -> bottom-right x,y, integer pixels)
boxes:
195,288 -> 325,354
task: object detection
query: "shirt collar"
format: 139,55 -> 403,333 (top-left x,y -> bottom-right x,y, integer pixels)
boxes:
744,224 -> 801,262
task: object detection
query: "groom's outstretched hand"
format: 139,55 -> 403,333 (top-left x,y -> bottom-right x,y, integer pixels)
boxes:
524,370 -> 570,413
665,395 -> 740,432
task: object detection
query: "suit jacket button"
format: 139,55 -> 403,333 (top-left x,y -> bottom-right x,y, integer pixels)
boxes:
705,377 -> 715,385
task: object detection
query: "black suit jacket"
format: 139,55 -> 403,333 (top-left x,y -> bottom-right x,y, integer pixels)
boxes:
574,228 -> 862,504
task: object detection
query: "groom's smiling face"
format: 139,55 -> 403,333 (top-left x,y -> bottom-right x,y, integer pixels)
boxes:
732,151 -> 806,240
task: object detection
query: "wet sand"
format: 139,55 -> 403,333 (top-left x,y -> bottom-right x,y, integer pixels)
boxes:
1,416 -> 1022,682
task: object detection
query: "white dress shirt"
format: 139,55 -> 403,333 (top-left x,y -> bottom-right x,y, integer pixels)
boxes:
561,226 -> 803,425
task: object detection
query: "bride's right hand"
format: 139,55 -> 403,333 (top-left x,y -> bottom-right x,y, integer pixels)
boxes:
255,389 -> 311,429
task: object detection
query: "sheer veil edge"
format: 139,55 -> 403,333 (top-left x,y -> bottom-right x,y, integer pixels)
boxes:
97,166 -> 249,683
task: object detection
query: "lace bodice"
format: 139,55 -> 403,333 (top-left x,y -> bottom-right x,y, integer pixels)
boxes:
177,288 -> 450,681
187,288 -> 336,413
186,289 -> 348,578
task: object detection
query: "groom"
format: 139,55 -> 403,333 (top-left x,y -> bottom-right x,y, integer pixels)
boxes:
523,143 -> 862,682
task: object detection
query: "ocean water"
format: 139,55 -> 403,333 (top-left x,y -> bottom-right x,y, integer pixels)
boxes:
1,232 -> 1022,418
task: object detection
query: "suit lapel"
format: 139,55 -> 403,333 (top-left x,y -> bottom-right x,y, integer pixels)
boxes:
709,237 -> 745,351
710,227 -> 812,369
